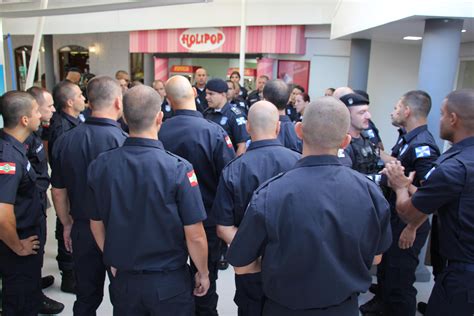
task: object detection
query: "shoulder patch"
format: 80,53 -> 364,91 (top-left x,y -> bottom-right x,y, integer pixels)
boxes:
224,135 -> 233,148
236,117 -> 247,126
220,116 -> 228,125
415,146 -> 431,158
187,170 -> 199,187
0,162 -> 16,174
230,106 -> 242,115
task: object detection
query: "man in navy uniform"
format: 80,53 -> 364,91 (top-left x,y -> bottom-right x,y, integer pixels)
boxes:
153,79 -> 173,121
88,85 -> 210,315
365,90 -> 440,316
25,87 -> 65,314
215,100 -> 300,315
246,75 -> 268,108
227,96 -> 392,315
384,89 -> 474,316
194,68 -> 209,112
49,80 -> 86,293
0,91 -> 43,315
51,76 -> 127,315
160,75 -> 235,316
263,79 -> 301,152
204,78 -> 249,156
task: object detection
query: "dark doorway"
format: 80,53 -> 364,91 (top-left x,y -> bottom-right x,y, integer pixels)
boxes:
58,45 -> 90,81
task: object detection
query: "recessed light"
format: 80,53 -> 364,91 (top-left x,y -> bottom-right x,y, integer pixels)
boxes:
462,29 -> 467,33
403,36 -> 422,41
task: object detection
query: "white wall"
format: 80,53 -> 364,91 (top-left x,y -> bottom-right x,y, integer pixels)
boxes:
367,41 -> 422,149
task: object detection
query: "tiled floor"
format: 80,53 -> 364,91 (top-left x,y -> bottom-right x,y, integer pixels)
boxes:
40,208 -> 434,315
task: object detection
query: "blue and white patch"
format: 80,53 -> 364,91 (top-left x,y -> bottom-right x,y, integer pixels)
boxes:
424,167 -> 436,180
35,143 -> 44,153
236,117 -> 247,126
399,144 -> 409,156
415,146 -> 431,158
165,105 -> 171,112
220,117 -> 228,125
79,113 -> 86,122
366,129 -> 375,138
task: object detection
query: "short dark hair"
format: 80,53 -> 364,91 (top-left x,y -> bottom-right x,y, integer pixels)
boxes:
27,86 -> 47,105
52,80 -> 77,110
263,79 -> 290,110
0,91 -> 35,128
123,85 -> 162,133
300,93 -> 310,103
293,84 -> 305,94
226,80 -> 237,89
445,89 -> 474,130
401,90 -> 432,118
87,76 -> 122,110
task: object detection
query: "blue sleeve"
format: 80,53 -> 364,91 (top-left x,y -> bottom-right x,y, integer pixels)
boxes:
176,163 -> 207,225
50,135 -> 66,189
213,128 -> 236,175
230,113 -> 249,144
214,170 -> 236,226
370,183 -> 392,254
0,158 -> 23,204
86,161 -> 101,221
412,160 -> 464,215
227,189 -> 267,267
408,143 -> 439,185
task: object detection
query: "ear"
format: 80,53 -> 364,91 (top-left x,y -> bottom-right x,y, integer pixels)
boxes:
156,110 -> 164,126
115,96 -> 122,111
449,111 -> 459,127
340,134 -> 352,149
275,121 -> 281,137
246,120 -> 251,134
295,121 -> 303,140
20,115 -> 29,127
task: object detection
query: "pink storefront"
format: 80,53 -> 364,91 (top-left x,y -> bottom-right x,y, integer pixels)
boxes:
130,25 -> 310,91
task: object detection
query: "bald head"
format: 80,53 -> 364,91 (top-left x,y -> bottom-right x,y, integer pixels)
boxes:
247,101 -> 280,140
302,97 -> 350,150
165,75 -> 196,110
123,85 -> 162,133
333,87 -> 354,100
445,89 -> 474,131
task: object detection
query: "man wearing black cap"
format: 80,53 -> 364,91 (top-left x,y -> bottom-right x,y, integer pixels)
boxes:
204,78 -> 249,156
339,93 -> 383,178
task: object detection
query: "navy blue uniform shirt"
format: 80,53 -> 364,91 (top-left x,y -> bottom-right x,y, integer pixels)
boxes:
160,110 -> 236,227
277,115 -> 302,153
51,117 -> 127,221
285,104 -> 300,122
194,86 -> 208,113
412,136 -> 474,263
87,137 -> 207,271
214,139 -> 300,227
25,127 -> 49,194
204,103 -> 249,149
386,125 -> 439,231
161,98 -> 173,122
227,155 -> 392,310
246,90 -> 261,108
0,130 -> 43,234
48,111 -> 82,162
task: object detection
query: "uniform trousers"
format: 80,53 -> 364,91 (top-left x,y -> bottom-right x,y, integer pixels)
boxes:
234,272 -> 265,316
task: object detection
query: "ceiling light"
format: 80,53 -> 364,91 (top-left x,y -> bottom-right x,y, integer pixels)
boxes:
403,36 -> 422,41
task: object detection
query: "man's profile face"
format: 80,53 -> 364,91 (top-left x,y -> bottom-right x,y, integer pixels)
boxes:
206,90 -> 226,109
349,104 -> 371,131
27,100 -> 42,132
38,91 -> 56,122
71,85 -> 86,112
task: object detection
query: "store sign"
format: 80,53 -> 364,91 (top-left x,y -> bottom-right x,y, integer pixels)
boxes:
179,28 -> 225,52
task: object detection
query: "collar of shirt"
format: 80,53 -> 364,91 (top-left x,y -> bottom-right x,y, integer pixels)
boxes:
61,111 -> 81,126
124,137 -> 164,150
85,117 -> 122,128
174,109 -> 203,118
450,135 -> 474,151
0,129 -> 27,155
279,115 -> 291,122
247,139 -> 282,152
402,124 -> 428,143
295,155 -> 342,168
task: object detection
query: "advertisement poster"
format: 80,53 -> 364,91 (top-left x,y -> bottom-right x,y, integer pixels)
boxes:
277,60 -> 310,92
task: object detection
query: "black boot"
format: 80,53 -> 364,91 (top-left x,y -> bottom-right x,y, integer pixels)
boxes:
359,294 -> 384,315
60,270 -> 76,294
41,275 -> 55,289
417,302 -> 427,315
39,292 -> 64,314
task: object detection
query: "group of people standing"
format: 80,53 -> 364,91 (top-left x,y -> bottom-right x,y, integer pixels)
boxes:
0,65 -> 473,316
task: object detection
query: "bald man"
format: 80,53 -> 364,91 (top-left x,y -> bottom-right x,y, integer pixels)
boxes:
159,75 -> 235,316
227,97 -> 392,316
214,101 -> 300,315
194,68 -> 209,112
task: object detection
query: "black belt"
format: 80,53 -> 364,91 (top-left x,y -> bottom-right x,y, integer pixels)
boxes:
448,261 -> 474,272
122,265 -> 187,275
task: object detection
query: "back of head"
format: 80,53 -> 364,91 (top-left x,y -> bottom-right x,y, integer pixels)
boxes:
333,87 -> 354,100
248,101 -> 279,138
0,91 -> 35,128
401,90 -> 432,119
165,75 -> 195,108
27,86 -> 47,106
445,89 -> 474,130
87,76 -> 122,111
123,85 -> 162,133
302,97 -> 350,149
263,79 -> 290,110
52,80 -> 77,110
